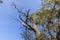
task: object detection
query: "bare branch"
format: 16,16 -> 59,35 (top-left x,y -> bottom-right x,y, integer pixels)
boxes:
12,2 -> 26,17
26,9 -> 30,22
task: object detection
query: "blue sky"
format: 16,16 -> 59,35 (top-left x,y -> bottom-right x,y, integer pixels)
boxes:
0,0 -> 41,40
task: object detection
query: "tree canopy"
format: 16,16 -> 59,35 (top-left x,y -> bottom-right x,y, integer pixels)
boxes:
14,0 -> 60,40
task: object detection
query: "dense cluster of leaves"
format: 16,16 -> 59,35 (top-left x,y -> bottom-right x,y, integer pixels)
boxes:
26,0 -> 60,40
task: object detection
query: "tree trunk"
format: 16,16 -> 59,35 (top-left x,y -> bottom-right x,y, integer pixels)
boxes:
35,30 -> 41,40
32,23 -> 41,40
